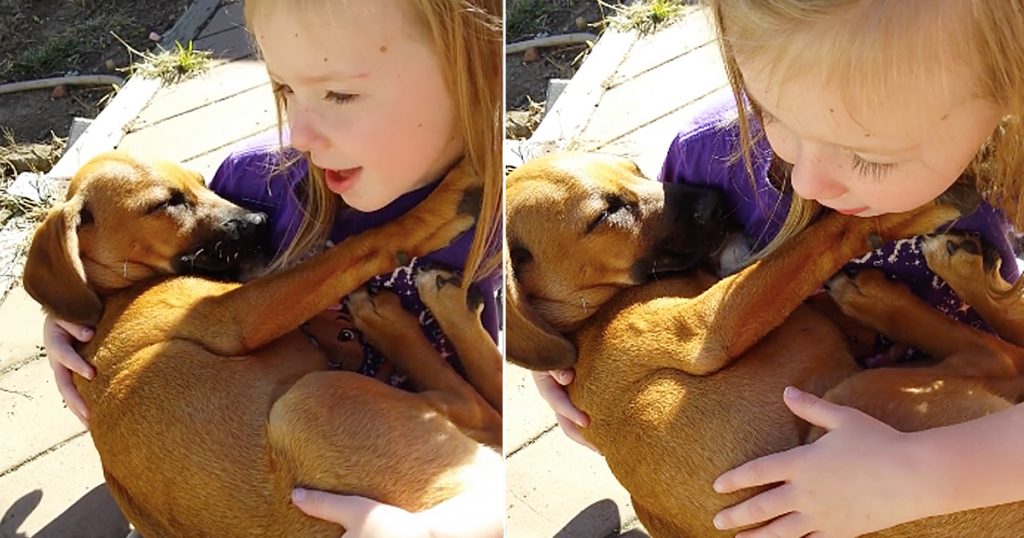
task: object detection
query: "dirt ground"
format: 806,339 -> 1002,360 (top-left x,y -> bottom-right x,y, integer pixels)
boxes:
506,0 -> 620,138
0,0 -> 192,146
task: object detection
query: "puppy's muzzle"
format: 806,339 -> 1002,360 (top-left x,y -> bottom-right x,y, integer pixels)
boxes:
635,184 -> 729,279
175,211 -> 269,277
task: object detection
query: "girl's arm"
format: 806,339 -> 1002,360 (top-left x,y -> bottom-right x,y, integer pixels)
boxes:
712,387 -> 1024,538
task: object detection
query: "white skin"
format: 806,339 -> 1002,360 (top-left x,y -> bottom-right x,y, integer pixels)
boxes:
535,43 -> 1019,538
45,1 -> 501,537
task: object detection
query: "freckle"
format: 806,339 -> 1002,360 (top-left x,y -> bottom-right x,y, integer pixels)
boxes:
294,33 -> 299,38
940,113 -> 950,121
379,45 -> 388,53
323,57 -> 328,62
829,107 -> 834,113
417,123 -> 423,128
864,133 -> 871,138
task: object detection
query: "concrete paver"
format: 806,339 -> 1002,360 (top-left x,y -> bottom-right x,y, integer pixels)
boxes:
0,435 -> 124,538
193,25 -> 255,62
197,1 -> 245,39
507,428 -> 639,537
0,287 -> 46,372
118,82 -> 276,164
505,365 -> 558,452
0,358 -> 86,472
131,59 -> 271,129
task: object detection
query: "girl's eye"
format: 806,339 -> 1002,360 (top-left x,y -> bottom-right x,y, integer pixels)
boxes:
325,91 -> 357,105
851,154 -> 898,181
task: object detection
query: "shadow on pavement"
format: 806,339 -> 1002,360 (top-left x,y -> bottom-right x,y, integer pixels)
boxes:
2,485 -> 128,538
554,498 -> 650,538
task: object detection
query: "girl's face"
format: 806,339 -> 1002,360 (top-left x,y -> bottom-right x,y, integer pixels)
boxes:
737,56 -> 1004,217
255,1 -> 463,212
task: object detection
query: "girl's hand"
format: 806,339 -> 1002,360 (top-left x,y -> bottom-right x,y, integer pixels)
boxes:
292,489 -> 430,538
42,315 -> 95,427
712,387 -> 928,538
531,369 -> 596,450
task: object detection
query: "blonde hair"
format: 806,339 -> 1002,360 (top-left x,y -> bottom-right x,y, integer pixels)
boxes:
708,0 -> 1024,257
244,0 -> 503,284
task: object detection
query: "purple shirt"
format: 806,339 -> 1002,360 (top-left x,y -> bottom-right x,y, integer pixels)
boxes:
660,95 -> 1018,365
209,138 -> 499,385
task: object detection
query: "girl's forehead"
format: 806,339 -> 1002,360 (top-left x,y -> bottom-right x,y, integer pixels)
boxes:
253,1 -> 427,79
739,53 -> 987,151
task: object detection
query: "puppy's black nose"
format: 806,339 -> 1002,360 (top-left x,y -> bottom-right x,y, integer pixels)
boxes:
222,212 -> 268,240
692,189 -> 723,224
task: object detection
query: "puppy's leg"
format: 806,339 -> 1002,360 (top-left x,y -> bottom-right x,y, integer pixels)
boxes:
666,204 -> 961,375
267,371 -> 498,513
348,288 -> 501,446
180,164 -> 481,356
923,232 -> 1024,346
415,267 -> 502,414
827,269 -> 1024,378
812,367 -> 1022,442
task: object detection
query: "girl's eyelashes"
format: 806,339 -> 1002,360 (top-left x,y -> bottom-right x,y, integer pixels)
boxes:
851,153 -> 898,181
324,91 -> 357,105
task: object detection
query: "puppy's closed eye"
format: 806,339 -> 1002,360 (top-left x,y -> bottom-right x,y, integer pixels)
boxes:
587,195 -> 634,233
147,190 -> 189,214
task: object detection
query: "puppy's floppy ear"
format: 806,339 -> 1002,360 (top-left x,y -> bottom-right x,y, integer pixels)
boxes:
23,202 -> 102,326
505,250 -> 577,370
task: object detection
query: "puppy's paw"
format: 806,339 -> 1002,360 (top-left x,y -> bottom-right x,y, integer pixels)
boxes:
922,232 -> 996,285
826,269 -> 904,326
348,287 -> 414,337
416,267 -> 481,317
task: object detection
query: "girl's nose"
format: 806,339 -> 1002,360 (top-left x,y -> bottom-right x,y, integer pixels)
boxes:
286,104 -> 327,154
789,147 -> 848,201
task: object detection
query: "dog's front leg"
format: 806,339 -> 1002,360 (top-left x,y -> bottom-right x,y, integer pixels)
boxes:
672,204 -> 961,376
181,165 -> 481,356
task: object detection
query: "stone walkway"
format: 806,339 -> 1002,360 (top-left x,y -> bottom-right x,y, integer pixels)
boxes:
505,7 -> 727,537
0,2 -> 276,536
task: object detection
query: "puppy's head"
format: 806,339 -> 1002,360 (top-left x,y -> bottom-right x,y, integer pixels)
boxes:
505,152 -> 728,369
23,151 -> 268,325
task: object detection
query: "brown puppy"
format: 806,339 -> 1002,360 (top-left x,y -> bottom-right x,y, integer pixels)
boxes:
506,152 -> 1024,537
23,151 -> 500,538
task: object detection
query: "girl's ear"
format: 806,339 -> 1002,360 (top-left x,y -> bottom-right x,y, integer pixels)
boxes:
505,254 -> 577,370
23,202 -> 103,326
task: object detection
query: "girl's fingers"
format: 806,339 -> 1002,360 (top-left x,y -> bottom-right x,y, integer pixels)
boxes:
782,386 -> 851,431
532,370 -> 589,427
714,484 -> 796,530
555,413 -> 598,452
714,446 -> 803,493
51,318 -> 95,343
43,317 -> 95,379
53,364 -> 89,427
734,512 -> 813,538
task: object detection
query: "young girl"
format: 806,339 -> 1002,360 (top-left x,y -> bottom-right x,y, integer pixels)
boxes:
536,1 -> 1024,536
44,0 -> 503,536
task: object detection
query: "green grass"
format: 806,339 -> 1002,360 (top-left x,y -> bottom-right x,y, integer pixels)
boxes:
117,38 -> 213,85
604,0 -> 690,35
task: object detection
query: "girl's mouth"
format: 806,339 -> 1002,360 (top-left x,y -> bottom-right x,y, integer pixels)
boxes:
324,167 -> 363,194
